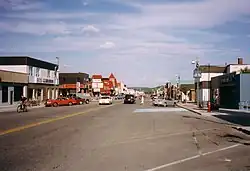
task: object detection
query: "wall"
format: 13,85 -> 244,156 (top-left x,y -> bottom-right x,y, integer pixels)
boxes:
0,70 -> 28,83
28,66 -> 58,85
240,74 -> 250,102
229,65 -> 250,74
0,65 -> 28,73
200,73 -> 224,82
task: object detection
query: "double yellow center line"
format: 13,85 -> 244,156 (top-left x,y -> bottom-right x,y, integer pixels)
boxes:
0,104 -> 117,136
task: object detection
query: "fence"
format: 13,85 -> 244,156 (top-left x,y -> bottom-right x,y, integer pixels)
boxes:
239,101 -> 250,111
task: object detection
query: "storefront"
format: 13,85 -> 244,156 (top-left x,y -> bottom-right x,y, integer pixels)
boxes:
27,83 -> 59,101
0,70 -> 28,106
211,72 -> 240,109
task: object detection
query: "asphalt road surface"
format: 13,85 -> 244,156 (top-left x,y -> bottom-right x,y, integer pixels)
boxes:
0,100 -> 249,171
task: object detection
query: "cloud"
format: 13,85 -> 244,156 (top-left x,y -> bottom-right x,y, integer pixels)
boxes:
100,41 -> 116,49
0,21 -> 71,35
82,25 -> 100,33
1,0 -> 250,86
0,0 -> 44,11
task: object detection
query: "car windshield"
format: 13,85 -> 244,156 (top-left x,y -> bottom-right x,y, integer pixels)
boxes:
101,96 -> 110,99
125,95 -> 134,98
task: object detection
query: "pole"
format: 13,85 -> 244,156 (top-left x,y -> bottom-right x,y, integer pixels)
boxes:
196,60 -> 200,107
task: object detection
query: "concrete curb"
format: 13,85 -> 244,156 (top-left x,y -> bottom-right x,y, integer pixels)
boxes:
177,104 -> 250,136
232,126 -> 250,135
176,103 -> 202,115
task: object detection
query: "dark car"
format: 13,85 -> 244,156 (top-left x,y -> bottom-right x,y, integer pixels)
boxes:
124,94 -> 136,104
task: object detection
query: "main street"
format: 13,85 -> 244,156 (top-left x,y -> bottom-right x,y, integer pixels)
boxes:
0,100 -> 249,171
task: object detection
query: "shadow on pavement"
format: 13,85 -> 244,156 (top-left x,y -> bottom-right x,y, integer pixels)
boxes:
182,115 -> 235,126
213,114 -> 250,127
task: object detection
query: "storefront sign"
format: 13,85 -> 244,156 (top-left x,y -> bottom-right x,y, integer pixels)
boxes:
220,73 -> 236,84
92,79 -> 102,83
37,78 -> 54,84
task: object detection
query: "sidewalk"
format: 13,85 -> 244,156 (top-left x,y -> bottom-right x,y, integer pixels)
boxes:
0,105 -> 44,113
177,102 -> 250,134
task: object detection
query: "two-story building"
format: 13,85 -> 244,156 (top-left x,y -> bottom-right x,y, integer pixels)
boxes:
59,72 -> 89,96
0,56 -> 59,101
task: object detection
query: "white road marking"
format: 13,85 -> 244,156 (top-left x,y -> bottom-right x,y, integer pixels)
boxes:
145,144 -> 240,171
134,108 -> 187,113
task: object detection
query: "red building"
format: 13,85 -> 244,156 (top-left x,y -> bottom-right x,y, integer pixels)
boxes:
100,78 -> 112,95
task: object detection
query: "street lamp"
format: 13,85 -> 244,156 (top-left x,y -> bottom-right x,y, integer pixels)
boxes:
192,58 -> 201,107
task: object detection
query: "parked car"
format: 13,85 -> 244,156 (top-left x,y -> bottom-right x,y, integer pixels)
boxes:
45,97 -> 77,107
124,94 -> 136,104
72,97 -> 85,105
68,93 -> 91,104
152,97 -> 177,107
99,96 -> 113,105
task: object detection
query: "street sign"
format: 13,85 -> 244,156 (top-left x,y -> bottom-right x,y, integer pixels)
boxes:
76,82 -> 80,93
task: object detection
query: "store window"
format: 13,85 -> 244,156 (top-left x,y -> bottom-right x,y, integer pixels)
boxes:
47,70 -> 51,78
29,66 -> 33,76
36,67 -> 40,77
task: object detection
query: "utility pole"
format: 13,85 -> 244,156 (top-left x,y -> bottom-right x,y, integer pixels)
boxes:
192,58 -> 201,107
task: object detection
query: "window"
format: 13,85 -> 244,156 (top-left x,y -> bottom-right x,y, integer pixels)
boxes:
47,70 -> 51,78
36,67 -> 40,77
29,66 -> 33,76
76,77 -> 81,82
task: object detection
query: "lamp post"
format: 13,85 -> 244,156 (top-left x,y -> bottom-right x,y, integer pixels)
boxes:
192,58 -> 201,107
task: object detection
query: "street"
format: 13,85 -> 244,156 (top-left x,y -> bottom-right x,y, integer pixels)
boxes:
0,100 -> 249,171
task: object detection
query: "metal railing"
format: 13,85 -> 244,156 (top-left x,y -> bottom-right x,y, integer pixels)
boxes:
239,101 -> 250,111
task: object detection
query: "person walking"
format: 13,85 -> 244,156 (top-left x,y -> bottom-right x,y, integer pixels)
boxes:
140,95 -> 144,105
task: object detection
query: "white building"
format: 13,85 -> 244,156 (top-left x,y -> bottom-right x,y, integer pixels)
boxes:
91,75 -> 103,96
0,56 -> 59,101
195,57 -> 250,105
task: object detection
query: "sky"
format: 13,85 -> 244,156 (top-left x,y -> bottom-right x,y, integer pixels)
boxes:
0,0 -> 250,87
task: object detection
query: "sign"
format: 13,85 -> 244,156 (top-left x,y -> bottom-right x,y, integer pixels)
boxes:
93,88 -> 100,92
220,73 -> 236,84
76,82 -> 81,93
92,79 -> 102,83
193,68 -> 201,79
37,78 -> 54,84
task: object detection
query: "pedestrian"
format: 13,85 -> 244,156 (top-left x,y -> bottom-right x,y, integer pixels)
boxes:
140,95 -> 144,105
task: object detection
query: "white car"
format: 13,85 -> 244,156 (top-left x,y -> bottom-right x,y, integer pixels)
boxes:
99,96 -> 113,105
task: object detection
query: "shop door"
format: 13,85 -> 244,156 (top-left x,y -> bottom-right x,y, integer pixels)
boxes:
10,91 -> 13,105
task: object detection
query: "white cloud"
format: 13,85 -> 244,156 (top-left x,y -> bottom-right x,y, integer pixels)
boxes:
1,0 -> 250,86
82,25 -> 100,33
0,0 -> 44,10
100,41 -> 116,49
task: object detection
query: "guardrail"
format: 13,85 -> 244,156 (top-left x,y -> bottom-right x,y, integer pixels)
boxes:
239,101 -> 250,111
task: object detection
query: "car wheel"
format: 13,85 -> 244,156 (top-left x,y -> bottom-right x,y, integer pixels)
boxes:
85,100 -> 89,104
53,103 -> 58,107
79,101 -> 83,105
68,102 -> 73,106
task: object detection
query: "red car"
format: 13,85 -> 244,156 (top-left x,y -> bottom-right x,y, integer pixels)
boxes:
72,97 -> 85,105
45,97 -> 77,107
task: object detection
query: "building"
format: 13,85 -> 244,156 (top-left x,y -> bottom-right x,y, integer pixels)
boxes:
100,78 -> 112,95
0,56 -> 59,101
59,72 -> 89,96
194,57 -> 250,107
195,65 -> 225,105
0,70 -> 28,106
211,72 -> 250,109
92,75 -> 103,97
180,84 -> 195,102
109,73 -> 118,95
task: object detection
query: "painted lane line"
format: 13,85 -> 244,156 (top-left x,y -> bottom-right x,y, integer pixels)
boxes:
0,104 -> 119,136
145,144 -> 241,171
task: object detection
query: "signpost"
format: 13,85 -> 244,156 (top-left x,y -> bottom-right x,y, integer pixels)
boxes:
193,60 -> 201,107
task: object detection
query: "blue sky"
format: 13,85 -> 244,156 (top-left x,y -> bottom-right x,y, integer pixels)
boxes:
0,0 -> 250,87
